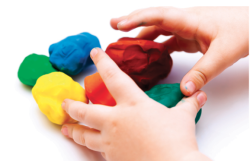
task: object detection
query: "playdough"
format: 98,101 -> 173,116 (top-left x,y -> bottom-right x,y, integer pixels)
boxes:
84,72 -> 116,106
145,83 -> 202,123
106,37 -> 173,91
49,32 -> 101,75
32,72 -> 89,125
85,74 -> 202,123
18,53 -> 57,86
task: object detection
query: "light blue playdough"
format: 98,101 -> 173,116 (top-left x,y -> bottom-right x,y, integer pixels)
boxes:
49,32 -> 101,75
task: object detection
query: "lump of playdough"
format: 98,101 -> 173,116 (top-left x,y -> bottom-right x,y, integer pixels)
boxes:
32,72 -> 89,125
145,83 -> 202,124
49,32 -> 101,75
84,72 -> 116,106
18,53 -> 57,86
106,37 -> 173,91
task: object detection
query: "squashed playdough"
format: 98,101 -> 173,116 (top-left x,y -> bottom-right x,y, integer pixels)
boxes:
145,83 -> 202,123
32,72 -> 89,125
106,37 -> 173,91
49,32 -> 101,75
18,53 -> 57,86
84,72 -> 116,106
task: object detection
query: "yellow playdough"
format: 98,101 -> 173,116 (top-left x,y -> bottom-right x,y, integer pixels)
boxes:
32,72 -> 88,125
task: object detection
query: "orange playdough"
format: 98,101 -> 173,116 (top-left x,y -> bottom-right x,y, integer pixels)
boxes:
84,72 -> 116,106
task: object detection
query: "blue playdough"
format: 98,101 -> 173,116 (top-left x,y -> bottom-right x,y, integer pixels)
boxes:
49,32 -> 101,75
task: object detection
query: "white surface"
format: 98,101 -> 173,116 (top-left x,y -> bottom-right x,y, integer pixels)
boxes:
0,1 -> 249,161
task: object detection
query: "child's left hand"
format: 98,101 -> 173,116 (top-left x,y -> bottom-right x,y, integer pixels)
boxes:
61,48 -> 210,161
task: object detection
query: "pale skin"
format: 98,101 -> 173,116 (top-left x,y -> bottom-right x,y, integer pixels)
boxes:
111,6 -> 249,95
61,48 -> 210,161
61,7 -> 248,161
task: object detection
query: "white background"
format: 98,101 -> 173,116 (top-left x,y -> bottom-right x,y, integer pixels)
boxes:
0,1 -> 249,161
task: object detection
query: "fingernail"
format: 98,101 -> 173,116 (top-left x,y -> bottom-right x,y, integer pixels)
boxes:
185,81 -> 196,94
90,48 -> 98,58
117,19 -> 127,29
61,126 -> 68,136
197,92 -> 206,107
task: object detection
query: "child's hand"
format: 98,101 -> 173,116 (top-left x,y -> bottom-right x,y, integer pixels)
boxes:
110,7 -> 249,96
61,48 -> 211,161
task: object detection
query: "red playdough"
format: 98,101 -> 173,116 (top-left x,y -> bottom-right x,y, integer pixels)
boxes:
105,37 -> 173,91
84,72 -> 116,106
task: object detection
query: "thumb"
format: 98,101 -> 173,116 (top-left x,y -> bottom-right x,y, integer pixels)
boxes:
176,91 -> 207,119
180,40 -> 241,96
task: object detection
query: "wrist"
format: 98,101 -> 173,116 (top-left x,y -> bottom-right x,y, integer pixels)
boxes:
181,151 -> 212,161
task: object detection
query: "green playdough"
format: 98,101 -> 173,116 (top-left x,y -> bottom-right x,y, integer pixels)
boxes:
145,83 -> 202,124
18,53 -> 57,86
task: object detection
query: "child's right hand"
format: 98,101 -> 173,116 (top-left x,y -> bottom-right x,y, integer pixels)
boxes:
111,6 -> 249,96
61,48 -> 211,161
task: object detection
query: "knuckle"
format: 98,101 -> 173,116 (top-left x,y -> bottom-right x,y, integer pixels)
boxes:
105,115 -> 118,130
155,7 -> 174,25
179,104 -> 197,117
158,6 -> 173,14
127,99 -> 138,107
66,101 -> 75,113
109,117 -> 118,128
79,133 -> 86,145
72,126 -> 84,145
85,138 -> 94,148
110,122 -> 118,135
102,68 -> 118,81
77,109 -> 87,121
194,70 -> 208,86
101,152 -> 106,159
186,98 -> 200,112
102,138 -> 111,147
93,52 -> 105,65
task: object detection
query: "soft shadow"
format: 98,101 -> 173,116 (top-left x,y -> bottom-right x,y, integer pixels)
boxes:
196,59 -> 249,134
67,139 -> 105,161
157,54 -> 249,134
157,63 -> 195,84
71,65 -> 97,86
30,105 -> 104,161
21,84 -> 33,91
30,106 -> 63,132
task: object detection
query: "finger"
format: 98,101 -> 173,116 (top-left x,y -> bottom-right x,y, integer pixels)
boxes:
61,124 -> 103,152
62,99 -> 111,130
110,16 -> 127,30
136,26 -> 173,40
110,9 -> 144,30
101,152 -> 106,160
112,7 -> 199,38
90,48 -> 147,104
163,35 -> 201,54
180,38 -> 243,96
176,91 -> 207,119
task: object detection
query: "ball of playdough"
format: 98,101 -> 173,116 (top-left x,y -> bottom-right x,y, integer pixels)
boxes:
84,72 -> 116,106
106,37 -> 173,91
145,83 -> 202,124
32,72 -> 89,125
18,53 -> 57,86
49,32 -> 101,75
